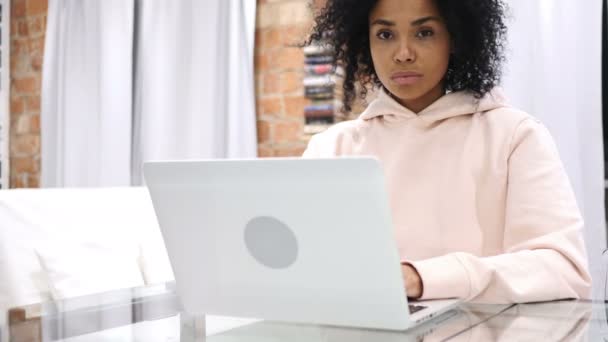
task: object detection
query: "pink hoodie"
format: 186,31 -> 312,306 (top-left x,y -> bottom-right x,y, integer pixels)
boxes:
303,88 -> 591,303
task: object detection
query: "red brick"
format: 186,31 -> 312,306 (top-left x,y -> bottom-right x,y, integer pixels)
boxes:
255,30 -> 263,49
274,145 -> 306,157
25,0 -> 48,16
10,97 -> 25,115
13,77 -> 39,93
280,71 -> 302,93
9,55 -> 16,72
256,29 -> 279,50
12,157 -> 38,174
257,146 -> 275,158
262,73 -> 280,95
257,120 -> 272,143
254,52 -> 269,73
274,121 -> 302,143
25,96 -> 41,113
277,48 -> 304,70
11,39 -> 27,56
281,25 -> 309,46
11,174 -> 27,189
264,28 -> 282,48
11,21 -> 18,36
28,36 -> 45,54
17,20 -> 29,36
27,174 -> 40,188
254,75 -> 263,98
27,15 -> 46,35
30,115 -> 40,133
257,97 -> 282,117
11,135 -> 40,156
283,96 -> 307,118
265,49 -> 283,71
12,56 -> 31,75
11,0 -> 26,18
10,171 -> 41,188
31,53 -> 43,71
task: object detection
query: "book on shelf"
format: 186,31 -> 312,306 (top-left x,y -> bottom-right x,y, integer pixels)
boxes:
306,93 -> 333,100
302,40 -> 340,135
305,115 -> 334,123
303,74 -> 339,87
305,85 -> 334,94
305,102 -> 334,111
305,55 -> 334,65
302,44 -> 332,56
304,63 -> 334,75
305,110 -> 334,119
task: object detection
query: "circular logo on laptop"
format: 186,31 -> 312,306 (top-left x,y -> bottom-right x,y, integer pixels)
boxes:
244,216 -> 299,269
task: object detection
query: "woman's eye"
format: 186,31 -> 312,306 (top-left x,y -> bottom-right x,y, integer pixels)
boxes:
416,29 -> 435,39
376,31 -> 393,40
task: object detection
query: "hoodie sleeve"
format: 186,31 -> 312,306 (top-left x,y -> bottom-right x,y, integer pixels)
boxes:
411,118 -> 592,303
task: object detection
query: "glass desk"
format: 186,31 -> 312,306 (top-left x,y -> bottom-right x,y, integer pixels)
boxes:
3,282 -> 606,341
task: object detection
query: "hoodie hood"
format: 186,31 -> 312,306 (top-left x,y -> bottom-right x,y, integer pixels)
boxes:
359,87 -> 509,124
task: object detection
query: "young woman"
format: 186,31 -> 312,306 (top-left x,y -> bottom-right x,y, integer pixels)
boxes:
303,0 -> 591,303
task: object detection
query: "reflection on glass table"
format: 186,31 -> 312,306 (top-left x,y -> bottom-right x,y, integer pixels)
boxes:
4,282 -> 605,342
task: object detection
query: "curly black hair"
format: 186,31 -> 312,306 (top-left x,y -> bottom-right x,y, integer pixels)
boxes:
308,0 -> 508,112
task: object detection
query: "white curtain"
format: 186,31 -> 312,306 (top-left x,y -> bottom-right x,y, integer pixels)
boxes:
503,0 -> 605,300
41,0 -> 258,187
41,0 -> 134,187
131,0 -> 258,184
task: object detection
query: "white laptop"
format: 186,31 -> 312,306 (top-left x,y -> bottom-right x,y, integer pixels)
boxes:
143,157 -> 460,331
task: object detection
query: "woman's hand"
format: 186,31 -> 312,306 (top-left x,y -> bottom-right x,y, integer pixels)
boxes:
401,263 -> 423,299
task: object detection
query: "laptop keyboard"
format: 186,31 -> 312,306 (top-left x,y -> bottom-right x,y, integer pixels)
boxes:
408,304 -> 427,314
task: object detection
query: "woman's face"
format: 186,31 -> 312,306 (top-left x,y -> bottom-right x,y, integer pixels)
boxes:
369,0 -> 451,113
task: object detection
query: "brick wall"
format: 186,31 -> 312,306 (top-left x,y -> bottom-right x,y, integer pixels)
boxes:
254,0 -> 315,157
9,0 -> 46,188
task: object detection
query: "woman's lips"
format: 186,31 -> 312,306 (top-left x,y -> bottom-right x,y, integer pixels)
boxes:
391,71 -> 423,85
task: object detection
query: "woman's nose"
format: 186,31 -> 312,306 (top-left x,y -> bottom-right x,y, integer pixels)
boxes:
394,40 -> 416,63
